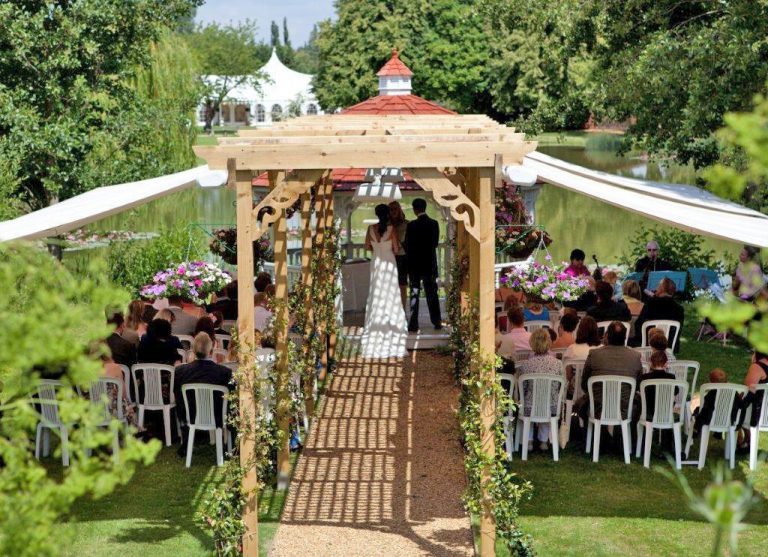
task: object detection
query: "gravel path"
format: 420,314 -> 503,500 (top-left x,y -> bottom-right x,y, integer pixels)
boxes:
269,352 -> 473,556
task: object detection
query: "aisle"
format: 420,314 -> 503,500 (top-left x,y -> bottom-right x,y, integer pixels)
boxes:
269,352 -> 473,557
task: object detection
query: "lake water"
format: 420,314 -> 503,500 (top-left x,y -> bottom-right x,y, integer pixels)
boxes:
71,136 -> 740,266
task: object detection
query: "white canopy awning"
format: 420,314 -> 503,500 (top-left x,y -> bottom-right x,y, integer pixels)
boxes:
0,165 -> 224,242
522,151 -> 768,248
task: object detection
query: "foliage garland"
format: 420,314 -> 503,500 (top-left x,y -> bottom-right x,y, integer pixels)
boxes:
196,330 -> 282,555
447,243 -> 535,555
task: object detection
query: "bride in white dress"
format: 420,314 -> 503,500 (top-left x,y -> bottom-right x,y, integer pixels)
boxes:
360,204 -> 408,358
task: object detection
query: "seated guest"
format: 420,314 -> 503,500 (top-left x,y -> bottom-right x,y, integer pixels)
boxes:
507,306 -> 532,353
640,350 -> 676,416
138,318 -> 183,365
255,272 -> 272,293
106,313 -> 137,367
648,329 -> 669,354
101,353 -> 139,428
517,329 -> 564,451
578,322 -> 642,421
564,248 -> 591,278
194,316 -> 217,344
523,302 -> 550,323
503,291 -> 525,312
141,300 -> 158,323
167,295 -> 199,336
587,281 -> 631,322
122,300 -> 146,345
254,293 -> 274,333
621,280 -> 644,316
693,368 -> 731,436
552,310 -> 579,349
563,316 -> 601,361
495,314 -> 516,361
603,271 -> 621,300
206,282 -> 238,320
633,278 -> 685,352
736,350 -> 768,450
211,310 -> 230,336
563,276 -> 597,312
174,333 -> 234,453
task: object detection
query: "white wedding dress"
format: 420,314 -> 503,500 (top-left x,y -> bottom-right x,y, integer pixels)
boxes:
360,225 -> 407,358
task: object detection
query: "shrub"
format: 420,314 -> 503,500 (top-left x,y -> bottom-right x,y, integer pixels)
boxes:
106,225 -> 205,297
0,243 -> 159,556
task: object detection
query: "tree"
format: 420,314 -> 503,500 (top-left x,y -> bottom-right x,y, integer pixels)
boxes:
78,32 -> 200,192
313,0 -> 495,114
0,244 -> 159,556
0,0 -> 202,212
494,1 -> 768,167
270,20 -> 280,47
479,0 -> 594,131
292,24 -> 321,74
282,17 -> 292,50
187,21 -> 267,131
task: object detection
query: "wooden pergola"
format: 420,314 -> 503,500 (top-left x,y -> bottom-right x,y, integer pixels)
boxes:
194,113 -> 537,556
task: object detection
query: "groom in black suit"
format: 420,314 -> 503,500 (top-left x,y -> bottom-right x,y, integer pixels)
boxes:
404,198 -> 442,332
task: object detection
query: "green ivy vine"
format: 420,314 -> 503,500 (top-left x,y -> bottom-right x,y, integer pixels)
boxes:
447,240 -> 535,556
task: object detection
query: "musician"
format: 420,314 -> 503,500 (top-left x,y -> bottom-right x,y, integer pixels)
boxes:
634,241 -> 671,274
564,249 -> 591,278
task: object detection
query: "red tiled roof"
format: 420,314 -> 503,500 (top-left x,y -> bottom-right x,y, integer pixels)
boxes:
376,49 -> 414,77
342,94 -> 456,115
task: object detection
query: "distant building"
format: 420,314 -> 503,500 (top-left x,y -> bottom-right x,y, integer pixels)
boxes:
197,48 -> 322,128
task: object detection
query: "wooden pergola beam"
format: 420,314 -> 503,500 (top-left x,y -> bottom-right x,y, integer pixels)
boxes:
194,141 -> 535,171
217,133 -> 525,146
236,126 -> 511,138
250,170 -> 325,240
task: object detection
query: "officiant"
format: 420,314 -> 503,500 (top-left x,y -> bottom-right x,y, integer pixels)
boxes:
389,201 -> 409,311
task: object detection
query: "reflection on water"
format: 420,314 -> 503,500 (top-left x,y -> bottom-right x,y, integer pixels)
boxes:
70,138 -> 740,266
536,145 -> 739,264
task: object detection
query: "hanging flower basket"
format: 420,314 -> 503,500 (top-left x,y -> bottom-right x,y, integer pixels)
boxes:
499,260 -> 590,303
209,228 -> 273,269
495,183 -> 552,258
141,261 -> 232,304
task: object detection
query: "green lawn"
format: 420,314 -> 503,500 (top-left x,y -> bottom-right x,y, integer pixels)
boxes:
56,445 -> 285,556
52,304 -> 759,556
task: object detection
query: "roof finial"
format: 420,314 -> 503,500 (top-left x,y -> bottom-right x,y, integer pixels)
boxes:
392,48 -> 399,58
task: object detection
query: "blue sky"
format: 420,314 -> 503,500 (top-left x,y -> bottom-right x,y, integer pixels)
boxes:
195,0 -> 336,45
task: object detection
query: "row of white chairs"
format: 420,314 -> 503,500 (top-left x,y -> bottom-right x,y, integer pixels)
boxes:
501,371 -> 768,470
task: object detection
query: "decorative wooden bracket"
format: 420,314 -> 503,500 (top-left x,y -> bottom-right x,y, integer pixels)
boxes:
251,170 -> 327,239
406,167 -> 481,241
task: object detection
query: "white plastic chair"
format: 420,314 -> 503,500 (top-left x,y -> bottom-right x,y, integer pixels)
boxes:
498,372 -> 517,458
597,321 -> 631,346
34,379 -> 69,466
586,375 -> 636,464
515,374 -> 565,461
524,320 -> 550,332
667,360 -> 700,437
215,333 -> 232,350
212,348 -> 228,363
182,383 -> 231,467
88,377 -> 125,462
118,364 -> 132,403
749,384 -> 768,471
688,383 -> 747,470
176,348 -> 188,364
561,358 -> 586,424
131,363 -> 178,446
640,320 -> 681,350
221,319 -> 237,334
550,347 -> 568,360
635,379 -> 688,469
514,349 -> 533,363
176,334 -> 195,350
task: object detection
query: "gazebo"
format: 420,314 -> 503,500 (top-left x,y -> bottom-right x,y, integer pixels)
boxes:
193,50 -> 537,556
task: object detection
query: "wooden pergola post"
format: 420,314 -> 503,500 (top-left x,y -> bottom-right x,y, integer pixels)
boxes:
270,171 -> 292,489
234,162 -> 259,556
317,178 -> 333,382
325,183 -> 338,367
300,190 -> 315,418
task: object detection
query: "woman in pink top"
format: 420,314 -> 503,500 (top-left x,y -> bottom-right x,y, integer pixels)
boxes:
564,248 -> 591,278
